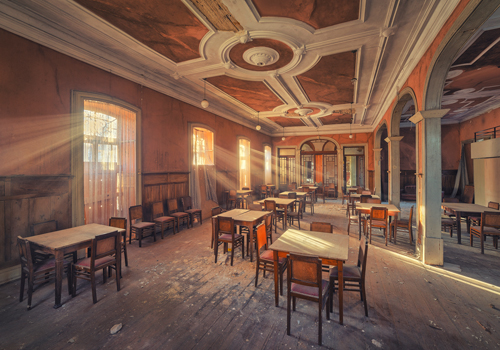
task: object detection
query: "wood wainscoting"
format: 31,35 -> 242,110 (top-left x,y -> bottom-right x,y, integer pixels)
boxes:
142,172 -> 189,221
0,175 -> 72,272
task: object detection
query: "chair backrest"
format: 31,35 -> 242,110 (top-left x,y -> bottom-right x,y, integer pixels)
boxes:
357,238 -> 369,280
310,222 -> 333,233
288,192 -> 297,199
129,205 -> 144,223
367,198 -> 381,204
167,199 -> 180,214
30,220 -> 57,236
17,236 -> 33,270
181,196 -> 193,211
482,212 -> 500,229
91,231 -> 119,268
488,201 -> 500,210
217,217 -> 235,236
109,217 -> 127,230
371,207 -> 388,221
152,202 -> 165,219
248,203 -> 263,211
461,185 -> 474,204
256,223 -> 267,252
288,253 -> 322,290
211,206 -> 222,216
264,200 -> 277,213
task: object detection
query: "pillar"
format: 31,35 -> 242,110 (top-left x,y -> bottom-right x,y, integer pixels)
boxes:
384,136 -> 403,208
409,109 -> 448,265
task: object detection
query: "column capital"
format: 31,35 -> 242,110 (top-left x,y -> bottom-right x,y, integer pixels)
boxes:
409,109 -> 449,124
384,136 -> 404,143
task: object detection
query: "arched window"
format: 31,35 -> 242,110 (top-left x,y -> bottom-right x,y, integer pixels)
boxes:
300,140 -> 337,187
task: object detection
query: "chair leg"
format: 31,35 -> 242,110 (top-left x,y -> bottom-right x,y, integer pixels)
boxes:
19,270 -> 26,302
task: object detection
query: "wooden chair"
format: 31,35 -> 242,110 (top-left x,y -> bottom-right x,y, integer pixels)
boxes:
264,200 -> 284,232
214,217 -> 244,266
167,199 -> 190,232
326,183 -> 337,199
287,253 -> 330,346
470,212 -> 500,254
129,205 -> 155,247
109,217 -> 128,267
310,222 -> 333,233
330,238 -> 369,317
181,196 -> 202,227
151,202 -> 176,238
17,236 -> 72,310
368,207 -> 389,245
254,223 -> 287,295
390,206 -> 413,244
288,198 -> 303,229
72,231 -> 120,303
471,202 -> 499,226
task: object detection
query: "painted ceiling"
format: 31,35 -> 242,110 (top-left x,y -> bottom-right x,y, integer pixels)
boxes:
0,0 -> 473,135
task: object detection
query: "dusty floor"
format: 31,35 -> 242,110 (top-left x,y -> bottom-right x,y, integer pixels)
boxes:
1,199 -> 499,349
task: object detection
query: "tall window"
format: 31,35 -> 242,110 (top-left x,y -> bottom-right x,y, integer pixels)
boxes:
192,127 -> 214,165
264,145 -> 272,184
83,100 -> 136,225
239,139 -> 251,189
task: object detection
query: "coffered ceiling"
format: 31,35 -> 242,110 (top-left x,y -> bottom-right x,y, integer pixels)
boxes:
0,0 -> 463,136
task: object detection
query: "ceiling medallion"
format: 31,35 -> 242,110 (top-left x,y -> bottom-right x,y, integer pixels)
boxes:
243,47 -> 280,67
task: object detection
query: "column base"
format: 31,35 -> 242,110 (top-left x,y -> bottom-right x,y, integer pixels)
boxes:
422,236 -> 443,266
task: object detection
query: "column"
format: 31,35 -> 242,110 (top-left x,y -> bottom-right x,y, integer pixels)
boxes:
373,148 -> 382,197
384,136 -> 404,208
409,109 -> 448,265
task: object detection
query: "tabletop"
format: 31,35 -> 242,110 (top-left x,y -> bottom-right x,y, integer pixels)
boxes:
441,202 -> 500,214
356,203 -> 400,215
269,229 -> 349,261
258,198 -> 297,206
279,191 -> 307,197
25,223 -> 124,250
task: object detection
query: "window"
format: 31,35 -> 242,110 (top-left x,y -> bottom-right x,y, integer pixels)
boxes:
239,138 -> 251,189
192,127 -> 214,165
264,145 -> 271,184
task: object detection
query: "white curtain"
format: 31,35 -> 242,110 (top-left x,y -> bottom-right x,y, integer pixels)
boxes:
83,100 -> 136,225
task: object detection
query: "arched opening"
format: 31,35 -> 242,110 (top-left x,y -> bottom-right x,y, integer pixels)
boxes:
300,139 -> 339,188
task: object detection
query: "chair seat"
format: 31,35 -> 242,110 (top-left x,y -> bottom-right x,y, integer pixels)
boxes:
74,256 -> 115,269
329,265 -> 361,279
471,226 -> 500,235
154,216 -> 175,223
370,219 -> 387,227
132,221 -> 155,229
260,249 -> 287,264
171,212 -> 189,218
219,233 -> 244,241
291,279 -> 329,298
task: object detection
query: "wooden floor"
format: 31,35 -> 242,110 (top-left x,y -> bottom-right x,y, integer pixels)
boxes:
1,200 -> 500,349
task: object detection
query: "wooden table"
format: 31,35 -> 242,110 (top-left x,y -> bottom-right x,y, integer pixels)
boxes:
356,203 -> 400,243
25,223 -> 124,308
441,202 -> 500,244
269,229 -> 349,324
257,198 -> 296,230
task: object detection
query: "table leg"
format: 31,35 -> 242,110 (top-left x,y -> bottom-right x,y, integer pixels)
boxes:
54,250 -> 64,309
273,250 -> 279,307
338,261 -> 344,325
456,211 -> 461,244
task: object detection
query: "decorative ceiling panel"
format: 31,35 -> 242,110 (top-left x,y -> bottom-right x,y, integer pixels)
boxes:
74,0 -> 208,63
297,51 -> 356,105
229,39 -> 293,71
252,0 -> 359,29
319,113 -> 352,125
267,117 -> 306,127
206,76 -> 283,111
442,27 -> 500,120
